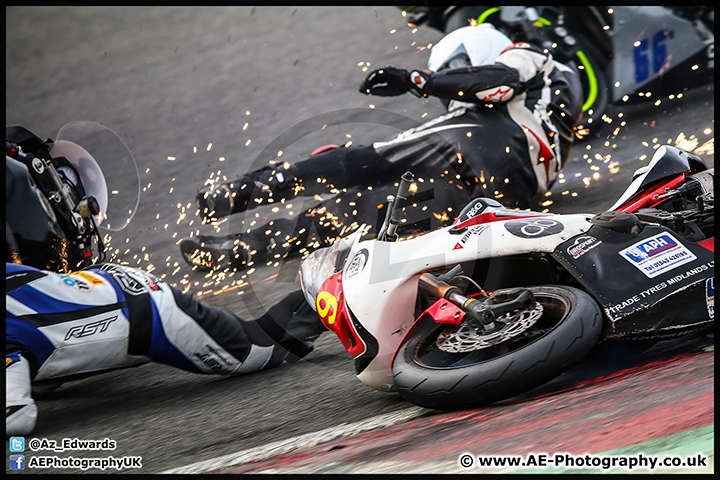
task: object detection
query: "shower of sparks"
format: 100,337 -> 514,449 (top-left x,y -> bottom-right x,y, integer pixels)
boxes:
107,23 -> 715,301
675,131 -> 714,155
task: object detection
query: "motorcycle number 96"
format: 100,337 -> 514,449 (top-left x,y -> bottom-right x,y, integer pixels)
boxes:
633,29 -> 668,84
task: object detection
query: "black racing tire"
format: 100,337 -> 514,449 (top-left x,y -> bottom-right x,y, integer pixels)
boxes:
392,285 -> 602,410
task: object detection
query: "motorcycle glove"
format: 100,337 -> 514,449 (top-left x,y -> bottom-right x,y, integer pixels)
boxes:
407,70 -> 432,97
360,66 -> 414,96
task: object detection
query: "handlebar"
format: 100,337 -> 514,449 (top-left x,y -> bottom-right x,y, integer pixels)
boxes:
7,141 -> 85,232
379,171 -> 414,242
6,140 -> 105,267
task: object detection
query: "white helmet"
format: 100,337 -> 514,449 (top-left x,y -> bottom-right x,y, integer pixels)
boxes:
428,24 -> 513,72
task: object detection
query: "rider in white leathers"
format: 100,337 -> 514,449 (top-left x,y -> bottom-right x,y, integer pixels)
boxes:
181,25 -> 583,271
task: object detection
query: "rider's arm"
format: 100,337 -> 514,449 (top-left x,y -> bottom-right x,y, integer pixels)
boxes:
416,42 -> 553,103
359,43 -> 553,102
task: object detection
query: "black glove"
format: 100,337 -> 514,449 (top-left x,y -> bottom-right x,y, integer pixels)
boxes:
359,66 -> 412,96
407,69 -> 431,97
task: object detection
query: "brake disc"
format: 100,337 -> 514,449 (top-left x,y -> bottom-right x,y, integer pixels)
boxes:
436,302 -> 544,353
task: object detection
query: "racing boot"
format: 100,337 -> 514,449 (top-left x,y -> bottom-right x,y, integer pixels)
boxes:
280,297 -> 329,363
245,290 -> 328,367
179,234 -> 255,271
196,165 -> 301,222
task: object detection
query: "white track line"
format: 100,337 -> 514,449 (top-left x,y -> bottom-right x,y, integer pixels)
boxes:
162,406 -> 429,474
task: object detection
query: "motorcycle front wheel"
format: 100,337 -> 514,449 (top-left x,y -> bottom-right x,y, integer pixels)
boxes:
392,285 -> 602,410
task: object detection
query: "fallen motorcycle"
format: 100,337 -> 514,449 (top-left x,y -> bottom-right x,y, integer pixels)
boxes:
404,5 -> 714,134
5,121 -> 139,271
300,145 -> 714,409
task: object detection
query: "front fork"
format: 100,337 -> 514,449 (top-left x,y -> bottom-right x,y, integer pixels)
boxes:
418,272 -> 536,333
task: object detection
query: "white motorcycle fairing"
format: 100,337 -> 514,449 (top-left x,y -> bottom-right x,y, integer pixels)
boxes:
300,145 -> 713,409
335,209 -> 593,391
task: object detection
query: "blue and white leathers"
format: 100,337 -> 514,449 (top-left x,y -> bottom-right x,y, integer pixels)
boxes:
6,262 -> 318,436
6,262 -> 274,380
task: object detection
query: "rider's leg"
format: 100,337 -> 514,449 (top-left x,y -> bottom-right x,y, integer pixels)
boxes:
96,264 -> 325,374
195,145 -> 399,221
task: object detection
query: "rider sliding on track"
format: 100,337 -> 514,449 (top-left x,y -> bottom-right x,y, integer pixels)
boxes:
180,24 -> 583,271
5,129 -> 327,437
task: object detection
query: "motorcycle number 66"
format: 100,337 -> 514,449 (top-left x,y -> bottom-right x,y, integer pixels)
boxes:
633,30 -> 668,84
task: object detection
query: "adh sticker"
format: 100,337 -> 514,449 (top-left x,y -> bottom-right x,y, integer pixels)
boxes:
619,232 -> 697,278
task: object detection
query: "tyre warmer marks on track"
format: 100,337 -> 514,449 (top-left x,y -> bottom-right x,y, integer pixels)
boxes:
214,351 -> 713,474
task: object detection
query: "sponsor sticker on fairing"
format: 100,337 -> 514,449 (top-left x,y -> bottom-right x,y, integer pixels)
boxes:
346,249 -> 368,277
706,277 -> 714,319
619,232 -> 696,278
567,235 -> 602,259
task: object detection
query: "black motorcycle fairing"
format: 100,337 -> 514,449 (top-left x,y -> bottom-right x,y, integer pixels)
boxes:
632,147 -> 707,191
552,225 -> 714,338
5,156 -> 69,271
351,308 -> 381,377
6,125 -> 53,160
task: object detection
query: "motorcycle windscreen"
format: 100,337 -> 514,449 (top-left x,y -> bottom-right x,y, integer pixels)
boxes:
53,121 -> 140,231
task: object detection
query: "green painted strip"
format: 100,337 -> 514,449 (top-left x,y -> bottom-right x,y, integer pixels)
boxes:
477,7 -> 500,25
576,50 -> 598,112
515,425 -> 714,474
604,425 -> 714,459
476,10 -> 551,27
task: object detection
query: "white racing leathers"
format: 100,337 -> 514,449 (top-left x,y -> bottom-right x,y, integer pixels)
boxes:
285,42 -> 583,213
6,262 -> 320,436
375,42 -> 583,207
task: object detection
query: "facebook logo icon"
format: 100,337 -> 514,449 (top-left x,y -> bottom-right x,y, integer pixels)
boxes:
9,454 -> 25,470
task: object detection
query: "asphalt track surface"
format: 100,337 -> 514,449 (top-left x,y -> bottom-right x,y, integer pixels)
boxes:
5,6 -> 714,474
